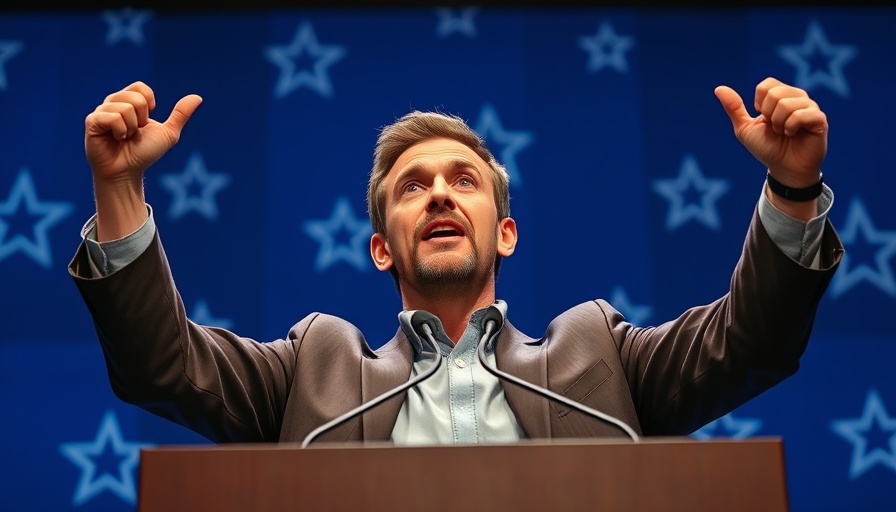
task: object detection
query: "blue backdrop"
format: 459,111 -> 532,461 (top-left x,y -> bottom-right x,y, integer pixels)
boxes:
1,5 -> 894,511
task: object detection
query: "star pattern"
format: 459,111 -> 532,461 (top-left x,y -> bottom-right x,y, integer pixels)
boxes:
579,20 -> 635,74
691,413 -> 763,440
609,286 -> 652,326
0,10 -> 894,510
473,104 -> 533,187
102,8 -> 153,46
777,20 -> 857,98
0,40 -> 24,90
159,151 -> 231,221
829,197 -> 896,298
652,153 -> 730,231
0,169 -> 73,269
831,389 -> 896,479
263,21 -> 347,98
435,7 -> 479,38
59,410 -> 153,506
189,299 -> 234,329
303,196 -> 373,272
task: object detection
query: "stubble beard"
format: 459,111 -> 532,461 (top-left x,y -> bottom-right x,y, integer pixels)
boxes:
414,248 -> 478,284
402,240 -> 489,300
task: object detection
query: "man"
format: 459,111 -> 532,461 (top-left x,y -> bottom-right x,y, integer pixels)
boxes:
70,77 -> 842,445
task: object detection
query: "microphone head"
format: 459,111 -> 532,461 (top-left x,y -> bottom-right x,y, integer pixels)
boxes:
409,310 -> 439,337
479,305 -> 504,333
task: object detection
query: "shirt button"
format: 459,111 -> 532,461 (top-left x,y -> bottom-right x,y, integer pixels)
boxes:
454,358 -> 467,368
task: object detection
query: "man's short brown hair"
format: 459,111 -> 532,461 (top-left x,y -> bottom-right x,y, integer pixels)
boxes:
366,110 -> 511,236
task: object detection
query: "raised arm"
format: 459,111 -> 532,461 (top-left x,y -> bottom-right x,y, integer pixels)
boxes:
622,78 -> 840,434
74,84 -> 299,443
84,81 -> 202,241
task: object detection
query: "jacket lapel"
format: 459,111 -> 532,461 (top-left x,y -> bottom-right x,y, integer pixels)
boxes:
360,330 -> 415,442
495,321 -> 551,439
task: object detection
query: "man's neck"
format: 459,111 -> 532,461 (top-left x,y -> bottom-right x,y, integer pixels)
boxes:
400,282 -> 496,343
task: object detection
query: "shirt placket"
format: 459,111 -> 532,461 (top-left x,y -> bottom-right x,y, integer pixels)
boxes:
447,332 -> 479,444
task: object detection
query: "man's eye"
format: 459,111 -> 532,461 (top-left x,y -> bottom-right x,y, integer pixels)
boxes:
458,177 -> 474,187
403,183 -> 420,193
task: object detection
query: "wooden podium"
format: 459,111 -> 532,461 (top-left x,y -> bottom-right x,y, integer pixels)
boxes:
138,437 -> 789,511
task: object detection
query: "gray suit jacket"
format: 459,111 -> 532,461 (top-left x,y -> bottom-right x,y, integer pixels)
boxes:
69,209 -> 843,444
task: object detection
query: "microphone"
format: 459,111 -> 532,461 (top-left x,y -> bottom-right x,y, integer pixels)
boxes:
301,311 -> 443,448
476,314 -> 641,442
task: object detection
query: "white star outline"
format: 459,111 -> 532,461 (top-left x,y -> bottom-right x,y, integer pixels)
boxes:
691,412 -> 763,440
159,151 -> 231,221
263,20 -> 347,99
190,299 -> 234,329
831,389 -> 896,479
829,197 -> 896,298
0,169 -> 73,269
58,410 -> 154,506
652,153 -> 730,231
578,20 -> 635,74
0,39 -> 24,90
609,286 -> 652,326
102,7 -> 153,46
435,7 -> 479,38
473,104 -> 533,187
777,20 -> 857,98
303,196 -> 373,272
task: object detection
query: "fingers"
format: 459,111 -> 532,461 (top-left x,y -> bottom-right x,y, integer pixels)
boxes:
163,94 -> 203,139
122,80 -> 156,111
105,81 -> 155,126
753,76 -> 787,111
714,85 -> 751,136
85,110 -> 133,141
87,81 -> 155,141
755,77 -> 827,137
767,97 -> 827,136
783,108 -> 827,137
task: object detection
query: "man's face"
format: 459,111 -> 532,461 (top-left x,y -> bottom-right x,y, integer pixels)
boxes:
370,138 -> 516,291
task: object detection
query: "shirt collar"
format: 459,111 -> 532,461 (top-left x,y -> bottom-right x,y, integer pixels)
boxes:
398,300 -> 508,356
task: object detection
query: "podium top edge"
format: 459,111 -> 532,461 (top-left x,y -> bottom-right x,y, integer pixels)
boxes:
140,436 -> 784,452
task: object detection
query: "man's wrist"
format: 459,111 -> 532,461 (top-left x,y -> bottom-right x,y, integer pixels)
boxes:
92,174 -> 148,242
766,171 -> 824,202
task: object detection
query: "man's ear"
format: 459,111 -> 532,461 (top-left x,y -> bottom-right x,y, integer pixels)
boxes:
370,232 -> 393,271
497,217 -> 517,257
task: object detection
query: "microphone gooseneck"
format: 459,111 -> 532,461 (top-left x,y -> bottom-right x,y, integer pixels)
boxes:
476,319 -> 641,443
301,319 -> 443,448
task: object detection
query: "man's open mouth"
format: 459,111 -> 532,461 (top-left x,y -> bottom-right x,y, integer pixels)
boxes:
421,220 -> 466,241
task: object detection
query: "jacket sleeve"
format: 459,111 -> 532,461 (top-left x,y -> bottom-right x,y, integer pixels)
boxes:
614,207 -> 843,435
69,230 -> 307,443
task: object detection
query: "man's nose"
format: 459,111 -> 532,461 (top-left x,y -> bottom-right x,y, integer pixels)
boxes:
427,177 -> 456,212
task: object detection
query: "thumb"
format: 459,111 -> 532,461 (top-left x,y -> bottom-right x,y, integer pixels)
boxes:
714,85 -> 752,135
163,94 -> 203,137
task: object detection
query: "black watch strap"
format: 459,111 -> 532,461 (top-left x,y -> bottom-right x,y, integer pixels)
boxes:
766,171 -> 824,202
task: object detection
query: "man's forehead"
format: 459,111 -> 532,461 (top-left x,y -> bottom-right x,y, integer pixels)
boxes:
389,137 -> 488,175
